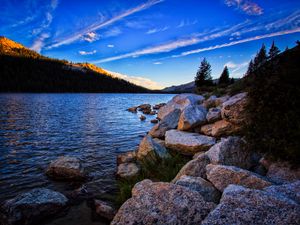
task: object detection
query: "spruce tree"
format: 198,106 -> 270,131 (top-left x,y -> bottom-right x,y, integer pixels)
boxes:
195,58 -> 212,90
245,59 -> 254,76
253,44 -> 267,70
219,66 -> 230,85
268,41 -> 280,59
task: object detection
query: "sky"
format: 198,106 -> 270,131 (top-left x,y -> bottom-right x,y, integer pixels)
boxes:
1,0 -> 300,89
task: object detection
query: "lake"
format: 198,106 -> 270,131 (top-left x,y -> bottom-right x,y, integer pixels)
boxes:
0,93 -> 174,222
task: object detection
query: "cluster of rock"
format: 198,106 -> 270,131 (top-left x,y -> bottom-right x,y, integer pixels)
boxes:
127,103 -> 166,122
112,93 -> 300,224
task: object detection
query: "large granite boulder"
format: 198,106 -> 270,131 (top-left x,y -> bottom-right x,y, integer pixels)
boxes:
175,175 -> 221,203
221,92 -> 247,125
205,136 -> 252,169
173,153 -> 210,181
202,184 -> 300,225
0,188 -> 68,225
264,181 -> 300,204
116,162 -> 140,180
178,105 -> 207,131
206,107 -> 221,123
265,161 -> 300,184
111,179 -> 216,225
117,151 -> 136,165
200,120 -> 241,137
165,130 -> 216,155
157,94 -> 204,120
137,135 -> 169,161
46,156 -> 86,180
206,164 -> 272,192
149,109 -> 181,138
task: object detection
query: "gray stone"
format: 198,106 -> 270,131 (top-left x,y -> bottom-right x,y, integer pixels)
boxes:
206,164 -> 272,192
266,161 -> 300,184
111,179 -> 215,225
116,163 -> 140,179
201,184 -> 300,225
178,105 -> 207,131
0,188 -> 68,225
264,181 -> 300,204
165,130 -> 216,155
175,175 -> 221,203
206,107 -> 221,123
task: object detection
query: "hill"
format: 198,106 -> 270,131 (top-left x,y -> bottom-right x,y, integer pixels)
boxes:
0,37 -> 150,93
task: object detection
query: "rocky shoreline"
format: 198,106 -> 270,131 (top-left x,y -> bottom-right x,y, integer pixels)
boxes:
1,93 -> 299,225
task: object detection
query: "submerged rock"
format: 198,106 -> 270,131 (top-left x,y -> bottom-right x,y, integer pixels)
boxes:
94,199 -> 116,221
0,188 -> 68,225
111,179 -> 216,225
139,115 -> 146,121
127,106 -> 137,113
175,175 -> 221,203
178,105 -> 207,131
165,130 -> 216,155
116,162 -> 140,179
206,164 -> 272,192
202,184 -> 300,225
205,136 -> 252,169
46,156 -> 86,180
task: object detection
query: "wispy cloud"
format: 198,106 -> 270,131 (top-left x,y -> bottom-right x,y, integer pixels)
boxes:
79,50 -> 97,55
146,26 -> 169,34
153,62 -> 162,65
172,28 -> 300,58
102,27 -> 122,38
46,0 -> 164,49
83,32 -> 99,42
225,61 -> 248,77
225,0 -> 263,16
177,19 -> 198,28
107,44 -> 114,48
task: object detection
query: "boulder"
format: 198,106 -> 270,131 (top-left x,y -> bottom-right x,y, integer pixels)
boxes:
149,111 -> 156,115
138,104 -> 151,111
116,163 -> 140,179
266,161 -> 300,184
127,106 -> 137,113
175,175 -> 221,203
178,105 -> 207,131
264,181 -> 300,204
202,95 -> 217,108
206,164 -> 272,192
202,184 -> 300,225
149,109 -> 181,138
205,136 -> 252,169
157,94 -> 204,120
165,130 -> 216,155
111,179 -> 216,225
150,119 -> 158,124
0,188 -> 68,225
214,95 -> 230,107
153,103 -> 166,110
137,136 -> 169,161
200,120 -> 241,137
221,92 -> 247,125
199,124 -> 213,136
117,151 -> 136,165
139,115 -> 146,121
94,199 -> 116,221
173,153 -> 210,181
46,156 -> 86,180
206,107 -> 221,123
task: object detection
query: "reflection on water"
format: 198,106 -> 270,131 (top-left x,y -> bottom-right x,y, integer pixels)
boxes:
0,93 -> 174,203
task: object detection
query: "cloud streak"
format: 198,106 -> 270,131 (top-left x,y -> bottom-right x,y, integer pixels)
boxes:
146,26 -> 169,34
225,0 -> 263,15
46,0 -> 164,49
79,50 -> 97,55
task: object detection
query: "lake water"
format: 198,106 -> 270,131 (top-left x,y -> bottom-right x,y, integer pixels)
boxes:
0,94 -> 174,216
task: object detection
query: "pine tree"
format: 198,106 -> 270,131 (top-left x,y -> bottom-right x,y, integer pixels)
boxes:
253,44 -> 267,70
268,41 -> 280,59
245,59 -> 254,76
195,58 -> 212,89
219,66 -> 230,85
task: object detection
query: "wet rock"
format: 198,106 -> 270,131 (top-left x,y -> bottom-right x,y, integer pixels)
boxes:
111,179 -> 216,225
266,161 -> 300,184
149,111 -> 156,115
178,105 -> 207,131
202,184 -> 300,225
173,153 -> 210,181
221,92 -> 247,125
138,104 -> 151,111
150,119 -> 158,124
149,109 -> 181,138
117,151 -> 136,165
206,164 -> 272,192
264,181 -> 300,204
205,136 -> 252,169
153,103 -> 166,110
142,108 -> 152,115
175,175 -> 221,203
206,107 -> 221,123
0,188 -> 68,225
116,162 -> 140,179
165,130 -> 216,155
94,199 -> 116,221
46,156 -> 86,180
139,115 -> 146,121
137,135 -> 169,161
127,107 -> 137,113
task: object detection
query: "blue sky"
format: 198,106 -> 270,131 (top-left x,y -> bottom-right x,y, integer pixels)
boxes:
1,0 -> 300,89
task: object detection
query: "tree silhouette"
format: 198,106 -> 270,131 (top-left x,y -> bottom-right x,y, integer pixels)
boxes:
219,66 -> 230,85
195,58 -> 212,91
253,44 -> 267,70
268,41 -> 280,60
